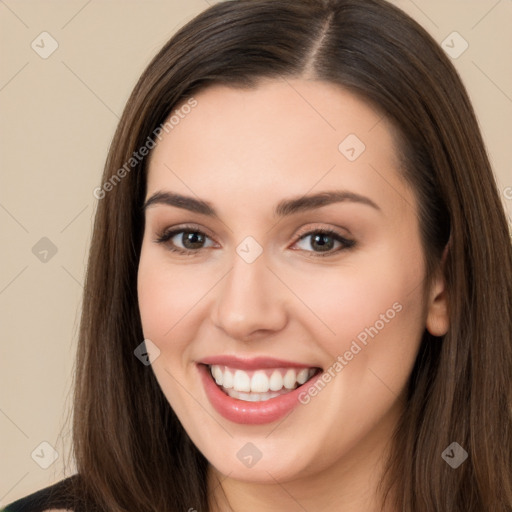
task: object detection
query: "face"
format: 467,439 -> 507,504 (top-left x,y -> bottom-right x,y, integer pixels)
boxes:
137,79 -> 448,486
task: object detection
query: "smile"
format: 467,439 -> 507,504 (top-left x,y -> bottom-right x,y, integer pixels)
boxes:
197,358 -> 323,425
209,365 -> 319,402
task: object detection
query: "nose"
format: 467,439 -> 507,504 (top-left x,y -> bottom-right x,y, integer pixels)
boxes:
210,252 -> 288,341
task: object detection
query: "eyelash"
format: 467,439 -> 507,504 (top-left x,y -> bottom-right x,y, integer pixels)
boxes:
153,224 -> 356,258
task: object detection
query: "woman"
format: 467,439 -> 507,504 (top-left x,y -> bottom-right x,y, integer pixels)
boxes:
3,0 -> 511,510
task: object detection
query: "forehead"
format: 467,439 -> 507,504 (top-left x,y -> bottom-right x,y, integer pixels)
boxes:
145,79 -> 412,218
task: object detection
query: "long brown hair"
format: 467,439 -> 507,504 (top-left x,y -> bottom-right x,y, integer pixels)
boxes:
70,0 -> 512,510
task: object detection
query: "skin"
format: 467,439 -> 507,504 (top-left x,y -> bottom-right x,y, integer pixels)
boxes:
137,78 -> 449,511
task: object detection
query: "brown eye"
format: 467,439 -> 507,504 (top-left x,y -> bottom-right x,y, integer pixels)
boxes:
179,231 -> 207,249
294,229 -> 355,255
155,228 -> 216,254
310,233 -> 336,252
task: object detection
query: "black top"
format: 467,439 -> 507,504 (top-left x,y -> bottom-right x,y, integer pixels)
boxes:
1,476 -> 87,512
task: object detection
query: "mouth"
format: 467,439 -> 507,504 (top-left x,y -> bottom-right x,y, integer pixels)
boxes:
203,364 -> 322,403
197,358 -> 325,425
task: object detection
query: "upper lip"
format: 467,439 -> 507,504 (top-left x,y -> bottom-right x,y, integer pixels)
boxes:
199,355 -> 321,371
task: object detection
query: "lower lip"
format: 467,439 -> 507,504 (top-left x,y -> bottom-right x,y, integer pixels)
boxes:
198,363 -> 319,425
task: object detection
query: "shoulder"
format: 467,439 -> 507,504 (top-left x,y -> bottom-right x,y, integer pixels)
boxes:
1,476 -> 80,512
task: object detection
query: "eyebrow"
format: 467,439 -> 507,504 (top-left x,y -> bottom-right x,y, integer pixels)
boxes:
143,190 -> 381,217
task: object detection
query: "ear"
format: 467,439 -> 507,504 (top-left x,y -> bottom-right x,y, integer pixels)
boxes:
425,244 -> 450,337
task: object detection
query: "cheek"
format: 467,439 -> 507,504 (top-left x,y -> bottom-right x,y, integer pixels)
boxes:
285,242 -> 426,371
137,251 -> 207,410
285,257 -> 425,457
137,249 -> 207,350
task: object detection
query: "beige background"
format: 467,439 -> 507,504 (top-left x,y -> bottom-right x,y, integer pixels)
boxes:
0,0 -> 511,505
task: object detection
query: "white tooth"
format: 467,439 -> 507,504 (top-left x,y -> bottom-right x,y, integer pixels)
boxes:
225,388 -> 290,402
269,370 -> 284,391
212,365 -> 223,386
227,389 -> 241,400
223,368 -> 234,389
283,369 -> 297,389
251,371 -> 270,393
233,369 -> 251,392
297,368 -> 310,385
